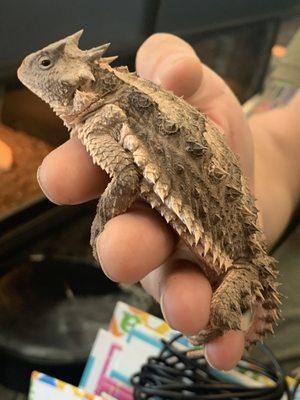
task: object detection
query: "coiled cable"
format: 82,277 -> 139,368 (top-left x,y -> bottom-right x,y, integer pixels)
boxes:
132,334 -> 297,400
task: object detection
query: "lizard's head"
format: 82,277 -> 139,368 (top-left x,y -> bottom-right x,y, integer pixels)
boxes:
18,30 -> 112,111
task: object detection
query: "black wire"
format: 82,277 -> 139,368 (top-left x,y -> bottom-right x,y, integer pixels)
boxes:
131,334 -> 296,400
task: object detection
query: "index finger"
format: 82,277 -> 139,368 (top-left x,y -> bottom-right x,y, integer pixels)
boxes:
38,137 -> 109,205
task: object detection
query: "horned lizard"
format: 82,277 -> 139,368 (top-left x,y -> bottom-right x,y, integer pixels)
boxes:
18,30 -> 281,347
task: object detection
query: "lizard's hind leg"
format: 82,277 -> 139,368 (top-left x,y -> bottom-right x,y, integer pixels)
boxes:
189,263 -> 263,345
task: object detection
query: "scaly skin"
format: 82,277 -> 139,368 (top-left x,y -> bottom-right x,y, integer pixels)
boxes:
17,30 -> 281,347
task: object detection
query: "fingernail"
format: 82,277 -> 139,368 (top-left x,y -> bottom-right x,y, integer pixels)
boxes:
37,165 -> 62,205
204,346 -> 216,369
96,234 -> 106,272
160,292 -> 175,329
96,234 -> 118,282
154,54 -> 186,85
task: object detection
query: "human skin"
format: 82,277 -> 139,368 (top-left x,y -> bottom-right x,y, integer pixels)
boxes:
37,33 -> 300,370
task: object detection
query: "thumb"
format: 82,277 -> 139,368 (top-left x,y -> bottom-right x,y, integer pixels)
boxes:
137,33 -> 204,100
136,33 -> 235,129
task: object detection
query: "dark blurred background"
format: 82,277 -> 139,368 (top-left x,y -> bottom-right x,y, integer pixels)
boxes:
0,1 -> 300,397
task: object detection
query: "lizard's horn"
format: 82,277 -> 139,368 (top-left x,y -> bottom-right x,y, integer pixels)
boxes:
99,56 -> 118,64
66,29 -> 84,46
85,43 -> 110,61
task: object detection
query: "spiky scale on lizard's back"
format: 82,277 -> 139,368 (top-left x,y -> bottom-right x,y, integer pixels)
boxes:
112,68 -> 260,272
18,30 -> 281,347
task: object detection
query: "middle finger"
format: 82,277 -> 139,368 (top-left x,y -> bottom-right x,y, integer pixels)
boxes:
96,203 -> 178,283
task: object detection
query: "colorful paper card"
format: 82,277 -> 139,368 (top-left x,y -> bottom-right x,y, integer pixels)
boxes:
109,301 -> 190,347
80,324 -> 167,397
28,371 -> 114,400
109,301 -> 173,339
80,302 -> 194,397
109,325 -> 164,386
80,329 -> 132,400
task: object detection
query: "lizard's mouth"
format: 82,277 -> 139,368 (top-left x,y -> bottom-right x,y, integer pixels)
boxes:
17,61 -> 29,89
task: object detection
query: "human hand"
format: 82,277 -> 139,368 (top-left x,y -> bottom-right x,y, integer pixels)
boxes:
37,33 -> 259,370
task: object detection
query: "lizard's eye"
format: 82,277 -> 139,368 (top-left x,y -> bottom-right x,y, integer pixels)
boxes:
38,56 -> 52,70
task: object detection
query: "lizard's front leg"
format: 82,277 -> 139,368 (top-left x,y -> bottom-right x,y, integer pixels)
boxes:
80,105 -> 141,261
90,160 -> 140,261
